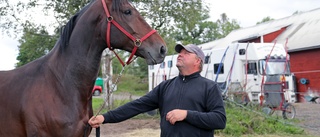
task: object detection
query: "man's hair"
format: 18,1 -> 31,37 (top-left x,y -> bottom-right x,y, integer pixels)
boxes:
197,56 -> 204,72
198,57 -> 203,72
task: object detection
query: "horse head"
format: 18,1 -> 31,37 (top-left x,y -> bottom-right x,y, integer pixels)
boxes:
94,0 -> 167,65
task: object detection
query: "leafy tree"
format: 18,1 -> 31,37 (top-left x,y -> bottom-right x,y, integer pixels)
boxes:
1,0 -> 89,66
16,25 -> 57,67
132,0 -> 178,55
133,0 -> 240,55
256,16 -> 274,25
131,57 -> 148,78
136,0 -> 216,51
0,0 -> 89,34
170,0 -> 218,45
41,0 -> 90,27
217,13 -> 241,39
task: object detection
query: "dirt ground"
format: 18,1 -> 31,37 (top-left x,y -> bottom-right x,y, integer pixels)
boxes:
89,119 -> 160,137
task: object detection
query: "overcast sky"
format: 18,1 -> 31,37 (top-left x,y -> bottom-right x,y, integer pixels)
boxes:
1,0 -> 320,70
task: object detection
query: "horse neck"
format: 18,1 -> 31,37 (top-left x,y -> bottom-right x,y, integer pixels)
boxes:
48,30 -> 106,97
45,4 -> 111,99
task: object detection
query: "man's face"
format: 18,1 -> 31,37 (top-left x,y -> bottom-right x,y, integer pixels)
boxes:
176,49 -> 199,69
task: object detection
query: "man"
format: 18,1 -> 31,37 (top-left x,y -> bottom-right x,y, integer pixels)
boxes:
89,44 -> 226,137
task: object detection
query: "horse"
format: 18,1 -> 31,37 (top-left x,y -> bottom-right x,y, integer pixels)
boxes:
0,0 -> 166,136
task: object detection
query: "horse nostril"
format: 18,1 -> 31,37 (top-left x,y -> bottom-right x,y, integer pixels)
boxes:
160,46 -> 166,56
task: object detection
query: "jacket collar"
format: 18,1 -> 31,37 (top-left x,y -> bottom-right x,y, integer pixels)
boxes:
178,71 -> 201,82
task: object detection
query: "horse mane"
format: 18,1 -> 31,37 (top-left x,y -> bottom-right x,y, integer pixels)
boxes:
58,0 -> 129,50
59,2 -> 92,49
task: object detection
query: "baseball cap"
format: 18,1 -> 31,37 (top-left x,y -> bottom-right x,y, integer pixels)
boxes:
175,44 -> 205,62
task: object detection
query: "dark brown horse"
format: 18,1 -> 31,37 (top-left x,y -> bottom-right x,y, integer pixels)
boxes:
0,0 -> 166,136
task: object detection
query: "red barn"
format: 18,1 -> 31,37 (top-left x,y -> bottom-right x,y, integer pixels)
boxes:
289,47 -> 320,101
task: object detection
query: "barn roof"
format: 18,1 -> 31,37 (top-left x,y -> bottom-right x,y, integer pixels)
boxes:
199,8 -> 320,53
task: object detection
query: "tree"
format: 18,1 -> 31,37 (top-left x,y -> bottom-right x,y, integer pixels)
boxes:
170,0 -> 218,45
120,0 -> 239,47
133,0 -> 240,55
0,0 -> 90,35
132,0 -> 179,55
1,0 -> 90,66
16,25 -> 57,67
256,16 -> 274,25
129,58 -> 148,78
217,13 -> 241,39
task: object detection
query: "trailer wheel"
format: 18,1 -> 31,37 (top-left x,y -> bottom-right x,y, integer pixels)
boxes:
282,103 -> 296,119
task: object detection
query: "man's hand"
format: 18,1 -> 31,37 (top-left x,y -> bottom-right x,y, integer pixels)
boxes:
166,109 -> 187,125
88,115 -> 104,128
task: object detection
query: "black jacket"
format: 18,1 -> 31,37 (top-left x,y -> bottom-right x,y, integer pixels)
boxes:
103,72 -> 226,137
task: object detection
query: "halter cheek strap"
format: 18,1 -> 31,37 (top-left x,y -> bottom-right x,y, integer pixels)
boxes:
101,0 -> 157,66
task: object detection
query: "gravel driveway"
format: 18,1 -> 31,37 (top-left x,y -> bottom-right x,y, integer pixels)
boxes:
294,103 -> 320,136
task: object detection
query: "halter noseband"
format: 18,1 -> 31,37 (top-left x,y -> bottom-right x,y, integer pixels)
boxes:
101,0 -> 157,66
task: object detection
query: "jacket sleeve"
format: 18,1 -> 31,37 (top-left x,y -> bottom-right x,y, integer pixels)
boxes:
184,83 -> 227,130
102,82 -> 164,124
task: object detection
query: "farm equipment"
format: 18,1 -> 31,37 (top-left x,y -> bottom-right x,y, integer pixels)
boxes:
261,75 -> 296,119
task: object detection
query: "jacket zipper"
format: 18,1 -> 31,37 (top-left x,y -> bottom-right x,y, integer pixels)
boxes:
178,76 -> 186,108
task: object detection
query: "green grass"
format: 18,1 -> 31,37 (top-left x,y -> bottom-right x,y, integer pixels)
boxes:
215,101 -> 308,137
92,98 -> 104,110
92,98 -> 107,114
114,74 -> 149,96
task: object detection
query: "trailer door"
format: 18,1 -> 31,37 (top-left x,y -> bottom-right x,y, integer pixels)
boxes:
243,61 -> 261,103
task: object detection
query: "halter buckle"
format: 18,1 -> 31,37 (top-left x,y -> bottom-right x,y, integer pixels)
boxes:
134,39 -> 142,47
107,16 -> 113,22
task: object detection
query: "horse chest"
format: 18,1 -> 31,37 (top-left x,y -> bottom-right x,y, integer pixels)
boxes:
19,95 -> 90,136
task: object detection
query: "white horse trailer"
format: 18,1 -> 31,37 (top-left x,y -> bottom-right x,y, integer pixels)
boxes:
148,43 -> 297,104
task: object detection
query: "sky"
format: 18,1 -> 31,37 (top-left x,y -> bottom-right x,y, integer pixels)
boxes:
1,0 -> 320,71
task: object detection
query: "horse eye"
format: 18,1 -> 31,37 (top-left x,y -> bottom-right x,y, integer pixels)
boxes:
124,10 -> 132,15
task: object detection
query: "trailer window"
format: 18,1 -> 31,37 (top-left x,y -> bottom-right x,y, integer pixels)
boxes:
259,60 -> 290,75
247,62 -> 257,75
149,65 -> 154,70
214,63 -> 224,74
168,60 -> 173,68
204,55 -> 210,64
239,49 -> 246,55
160,62 -> 165,68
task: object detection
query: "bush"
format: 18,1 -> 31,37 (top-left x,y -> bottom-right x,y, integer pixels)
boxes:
215,101 -> 306,137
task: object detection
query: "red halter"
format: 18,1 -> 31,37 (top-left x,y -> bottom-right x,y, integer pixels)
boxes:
101,0 -> 157,66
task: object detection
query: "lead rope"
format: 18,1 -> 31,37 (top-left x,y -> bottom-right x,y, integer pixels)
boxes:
91,56 -> 137,137
95,53 -> 138,116
95,65 -> 125,116
92,64 -> 125,137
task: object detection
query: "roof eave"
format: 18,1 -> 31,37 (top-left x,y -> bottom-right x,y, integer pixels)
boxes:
288,45 -> 320,53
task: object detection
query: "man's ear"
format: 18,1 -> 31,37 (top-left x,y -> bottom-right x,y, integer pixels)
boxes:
196,57 -> 201,64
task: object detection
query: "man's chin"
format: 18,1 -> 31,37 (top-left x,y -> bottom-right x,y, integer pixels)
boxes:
176,64 -> 181,68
